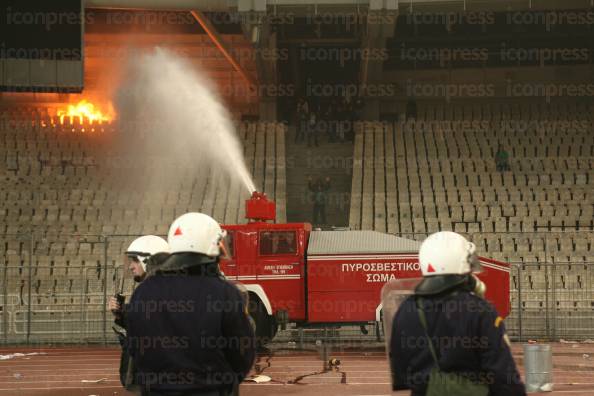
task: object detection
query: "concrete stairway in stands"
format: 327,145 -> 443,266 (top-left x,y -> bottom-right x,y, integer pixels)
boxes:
285,125 -> 353,228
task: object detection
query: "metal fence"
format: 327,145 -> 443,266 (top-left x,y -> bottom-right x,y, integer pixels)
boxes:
1,234 -> 137,345
1,232 -> 593,345
507,261 -> 594,341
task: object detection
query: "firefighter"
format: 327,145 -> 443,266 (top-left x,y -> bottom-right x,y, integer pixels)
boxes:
389,231 -> 526,396
126,212 -> 256,396
109,235 -> 170,323
109,235 -> 170,392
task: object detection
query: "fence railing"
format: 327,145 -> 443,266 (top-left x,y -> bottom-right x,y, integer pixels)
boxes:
507,261 -> 594,341
1,234 -> 137,344
1,232 -> 593,344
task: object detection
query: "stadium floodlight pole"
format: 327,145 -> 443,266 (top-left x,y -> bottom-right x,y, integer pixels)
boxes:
189,10 -> 256,88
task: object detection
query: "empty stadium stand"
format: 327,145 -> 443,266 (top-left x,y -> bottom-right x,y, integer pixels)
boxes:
350,102 -> 594,259
0,108 -> 287,341
348,101 -> 594,338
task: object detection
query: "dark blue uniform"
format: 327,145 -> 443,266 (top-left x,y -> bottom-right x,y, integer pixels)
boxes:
125,257 -> 256,396
390,290 -> 526,396
115,252 -> 171,390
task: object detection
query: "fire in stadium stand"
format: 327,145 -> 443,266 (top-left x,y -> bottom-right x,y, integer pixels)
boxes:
57,100 -> 116,125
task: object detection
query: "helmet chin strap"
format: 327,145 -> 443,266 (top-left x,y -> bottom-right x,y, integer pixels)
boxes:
140,257 -> 149,272
415,274 -> 469,296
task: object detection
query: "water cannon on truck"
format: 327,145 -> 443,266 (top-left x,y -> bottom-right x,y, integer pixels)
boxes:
220,192 -> 511,343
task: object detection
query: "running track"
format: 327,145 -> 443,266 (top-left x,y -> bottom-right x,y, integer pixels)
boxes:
1,344 -> 594,395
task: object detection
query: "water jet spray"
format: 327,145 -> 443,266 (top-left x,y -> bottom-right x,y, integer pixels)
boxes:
116,47 -> 256,195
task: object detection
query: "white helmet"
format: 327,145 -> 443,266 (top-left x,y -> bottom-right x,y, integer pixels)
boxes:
126,235 -> 170,271
167,212 -> 227,257
419,231 -> 480,277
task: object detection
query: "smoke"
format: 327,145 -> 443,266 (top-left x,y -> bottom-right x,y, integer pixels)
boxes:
114,47 -> 256,194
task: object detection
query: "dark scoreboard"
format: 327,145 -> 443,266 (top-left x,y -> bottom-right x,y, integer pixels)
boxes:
0,0 -> 84,92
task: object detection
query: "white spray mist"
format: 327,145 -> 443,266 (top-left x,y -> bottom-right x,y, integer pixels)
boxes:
116,47 -> 256,194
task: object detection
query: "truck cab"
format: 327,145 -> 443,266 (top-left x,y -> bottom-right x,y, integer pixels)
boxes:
221,221 -> 311,324
219,192 -> 312,342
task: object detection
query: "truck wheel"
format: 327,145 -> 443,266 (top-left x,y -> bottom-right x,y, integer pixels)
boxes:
248,298 -> 277,347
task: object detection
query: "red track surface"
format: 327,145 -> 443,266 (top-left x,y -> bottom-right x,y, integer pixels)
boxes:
1,344 -> 594,395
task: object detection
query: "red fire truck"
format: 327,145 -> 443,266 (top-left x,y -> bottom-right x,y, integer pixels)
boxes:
220,192 -> 511,341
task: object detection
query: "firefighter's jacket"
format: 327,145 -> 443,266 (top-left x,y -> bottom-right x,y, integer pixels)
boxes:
125,253 -> 256,394
390,288 -> 526,396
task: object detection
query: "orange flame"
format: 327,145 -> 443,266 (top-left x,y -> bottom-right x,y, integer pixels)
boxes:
57,100 -> 115,125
